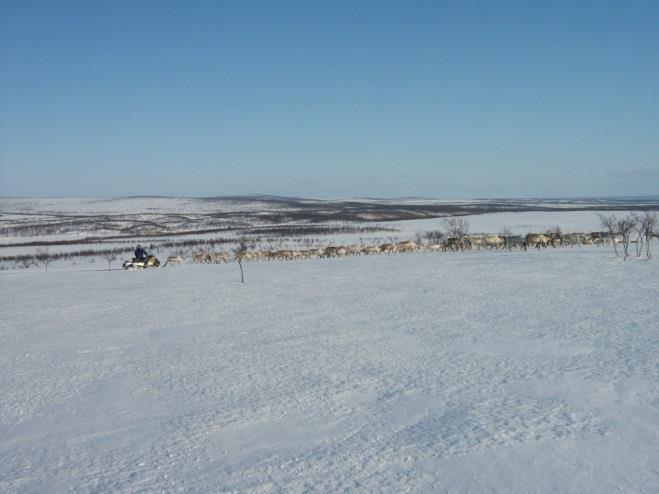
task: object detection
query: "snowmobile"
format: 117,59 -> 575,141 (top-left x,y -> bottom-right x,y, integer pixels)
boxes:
122,255 -> 161,270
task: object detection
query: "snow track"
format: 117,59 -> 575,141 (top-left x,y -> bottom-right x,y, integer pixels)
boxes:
1,249 -> 658,492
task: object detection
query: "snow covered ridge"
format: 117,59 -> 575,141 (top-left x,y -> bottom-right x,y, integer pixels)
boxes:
1,195 -> 658,238
1,250 -> 658,491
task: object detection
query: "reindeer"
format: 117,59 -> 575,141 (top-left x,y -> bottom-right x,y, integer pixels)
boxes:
482,235 -> 505,250
502,236 -> 525,250
193,253 -> 211,263
396,240 -> 420,253
274,249 -> 295,261
526,234 -> 550,249
163,255 -> 184,266
589,232 -> 609,245
379,243 -> 397,254
445,237 -> 471,251
322,246 -> 340,258
468,235 -> 484,250
347,245 -> 363,256
323,246 -> 348,258
235,251 -> 256,263
297,250 -> 314,260
361,245 -> 381,255
548,232 -> 564,247
210,252 -> 230,264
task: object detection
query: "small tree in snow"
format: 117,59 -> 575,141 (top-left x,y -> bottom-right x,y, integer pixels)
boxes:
35,247 -> 50,272
444,217 -> 470,251
637,212 -> 657,260
424,230 -> 444,244
547,226 -> 563,247
499,227 -> 513,237
233,237 -> 248,284
499,227 -> 514,250
103,252 -> 117,271
616,214 -> 637,261
598,214 -> 619,258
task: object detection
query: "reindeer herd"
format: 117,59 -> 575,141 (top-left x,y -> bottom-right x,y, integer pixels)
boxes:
161,231 -> 622,267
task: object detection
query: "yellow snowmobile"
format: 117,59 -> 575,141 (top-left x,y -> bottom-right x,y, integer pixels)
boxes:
122,255 -> 160,270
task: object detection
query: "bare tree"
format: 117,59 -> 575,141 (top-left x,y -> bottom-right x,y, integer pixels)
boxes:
499,227 -> 513,237
413,232 -> 424,247
547,226 -> 563,247
598,213 -> 619,258
616,214 -> 637,261
424,230 -> 444,244
233,237 -> 249,284
632,213 -> 645,258
443,217 -> 470,251
499,227 -> 514,251
637,212 -> 657,260
35,247 -> 50,272
103,252 -> 117,271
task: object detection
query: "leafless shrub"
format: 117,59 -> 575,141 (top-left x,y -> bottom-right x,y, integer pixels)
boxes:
34,247 -> 50,272
599,214 -> 620,258
616,214 -> 637,261
233,237 -> 249,284
103,252 -> 117,270
424,230 -> 444,244
443,217 -> 470,251
636,212 -> 657,260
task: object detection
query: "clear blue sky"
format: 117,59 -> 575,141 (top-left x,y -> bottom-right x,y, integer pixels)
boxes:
1,0 -> 658,198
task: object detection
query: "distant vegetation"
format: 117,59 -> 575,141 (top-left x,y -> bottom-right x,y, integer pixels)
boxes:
1,197 -> 658,270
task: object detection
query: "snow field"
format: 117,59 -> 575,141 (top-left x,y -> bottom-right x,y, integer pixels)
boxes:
0,209 -> 635,265
1,248 -> 658,492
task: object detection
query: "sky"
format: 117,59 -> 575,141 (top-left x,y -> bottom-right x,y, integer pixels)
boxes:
1,0 -> 658,199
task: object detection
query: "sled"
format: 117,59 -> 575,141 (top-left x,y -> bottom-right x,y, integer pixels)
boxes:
122,255 -> 160,270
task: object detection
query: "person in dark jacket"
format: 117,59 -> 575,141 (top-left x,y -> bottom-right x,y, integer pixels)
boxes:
134,245 -> 147,260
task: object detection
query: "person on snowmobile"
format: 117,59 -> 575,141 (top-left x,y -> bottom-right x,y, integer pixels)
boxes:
134,245 -> 148,261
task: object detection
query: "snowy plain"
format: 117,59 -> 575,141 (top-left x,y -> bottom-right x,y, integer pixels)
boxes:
1,246 -> 658,492
0,201 -> 646,262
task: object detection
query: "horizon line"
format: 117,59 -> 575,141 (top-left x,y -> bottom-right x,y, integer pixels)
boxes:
1,194 -> 659,202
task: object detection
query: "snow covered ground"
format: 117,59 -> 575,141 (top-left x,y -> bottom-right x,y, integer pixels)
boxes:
376,209 -> 633,238
1,247 -> 658,492
0,206 -> 646,265
2,196 -> 657,271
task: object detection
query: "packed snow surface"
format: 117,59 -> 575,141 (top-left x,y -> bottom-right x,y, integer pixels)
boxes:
1,249 -> 658,492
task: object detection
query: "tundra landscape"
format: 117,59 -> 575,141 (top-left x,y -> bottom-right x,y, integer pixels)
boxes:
1,197 -> 658,492
3,1 -> 659,492
2,196 -> 658,270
